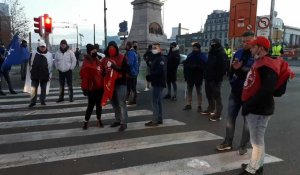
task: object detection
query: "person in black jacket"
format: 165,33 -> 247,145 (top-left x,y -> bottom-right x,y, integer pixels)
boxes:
183,42 -> 207,112
164,42 -> 180,101
202,38 -> 226,121
145,42 -> 166,127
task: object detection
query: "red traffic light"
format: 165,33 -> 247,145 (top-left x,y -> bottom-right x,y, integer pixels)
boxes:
33,16 -> 42,36
44,14 -> 52,33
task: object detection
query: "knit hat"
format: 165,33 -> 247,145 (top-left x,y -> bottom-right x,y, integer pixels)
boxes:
192,42 -> 201,49
86,44 -> 95,54
210,38 -> 221,45
247,36 -> 271,49
60,39 -> 67,45
170,42 -> 177,47
38,40 -> 46,47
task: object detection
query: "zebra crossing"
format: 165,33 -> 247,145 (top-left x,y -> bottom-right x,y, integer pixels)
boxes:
0,87 -> 282,175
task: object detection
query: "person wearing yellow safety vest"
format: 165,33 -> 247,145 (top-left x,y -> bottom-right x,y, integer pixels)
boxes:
224,43 -> 233,76
271,42 -> 284,57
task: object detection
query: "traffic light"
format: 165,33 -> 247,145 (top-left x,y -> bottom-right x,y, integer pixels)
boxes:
119,20 -> 128,33
33,16 -> 42,36
44,14 -> 52,33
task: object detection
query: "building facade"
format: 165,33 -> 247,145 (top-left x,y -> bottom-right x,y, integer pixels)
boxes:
0,3 -> 11,45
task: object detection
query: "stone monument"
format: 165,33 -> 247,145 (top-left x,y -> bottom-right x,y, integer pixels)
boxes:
126,0 -> 168,51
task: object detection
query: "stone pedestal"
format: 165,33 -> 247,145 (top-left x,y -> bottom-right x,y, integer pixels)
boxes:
126,0 -> 168,51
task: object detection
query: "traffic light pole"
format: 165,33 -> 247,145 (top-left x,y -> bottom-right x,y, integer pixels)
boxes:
76,25 -> 78,49
269,0 -> 275,43
104,0 -> 107,48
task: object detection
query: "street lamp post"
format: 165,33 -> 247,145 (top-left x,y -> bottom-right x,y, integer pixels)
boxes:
104,0 -> 107,48
76,24 -> 78,48
269,0 -> 275,43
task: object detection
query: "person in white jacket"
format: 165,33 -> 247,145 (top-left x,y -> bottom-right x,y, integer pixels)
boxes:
54,39 -> 76,102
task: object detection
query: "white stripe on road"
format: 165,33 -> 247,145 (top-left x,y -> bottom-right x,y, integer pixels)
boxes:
0,109 -> 153,129
0,94 -> 85,103
0,89 -> 83,98
1,87 -> 82,93
0,99 -> 88,110
87,151 -> 282,175
0,118 -> 181,144
0,130 -> 220,169
0,104 -> 115,118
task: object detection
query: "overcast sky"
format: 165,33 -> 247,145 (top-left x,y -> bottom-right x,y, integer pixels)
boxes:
5,0 -> 299,45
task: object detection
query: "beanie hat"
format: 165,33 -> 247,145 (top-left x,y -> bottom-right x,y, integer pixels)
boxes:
170,42 -> 177,47
86,44 -> 95,54
60,39 -> 67,45
247,36 -> 271,49
192,42 -> 201,49
210,38 -> 221,45
38,40 -> 46,47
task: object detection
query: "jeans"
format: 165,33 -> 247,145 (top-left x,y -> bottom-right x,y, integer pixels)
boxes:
186,83 -> 202,106
111,85 -> 128,125
245,114 -> 271,174
85,89 -> 104,121
30,80 -> 48,104
204,80 -> 223,115
166,81 -> 177,97
225,93 -> 249,146
152,86 -> 163,122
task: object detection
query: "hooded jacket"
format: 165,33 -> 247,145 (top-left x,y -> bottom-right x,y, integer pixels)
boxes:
54,46 -> 77,72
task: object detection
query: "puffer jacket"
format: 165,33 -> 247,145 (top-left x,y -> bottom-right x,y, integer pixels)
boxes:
54,49 -> 76,72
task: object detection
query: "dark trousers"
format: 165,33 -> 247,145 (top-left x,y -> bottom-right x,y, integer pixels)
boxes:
85,89 -> 104,121
30,80 -> 48,104
152,86 -> 163,122
186,83 -> 202,106
58,70 -> 73,100
204,80 -> 223,115
225,92 -> 250,146
126,77 -> 137,102
166,80 -> 177,97
0,69 -> 14,92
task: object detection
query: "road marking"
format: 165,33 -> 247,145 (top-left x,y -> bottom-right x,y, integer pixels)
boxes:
1,87 -> 82,93
0,94 -> 85,103
0,130 -> 220,169
0,89 -> 83,98
0,109 -> 153,129
87,151 -> 282,175
0,119 -> 183,144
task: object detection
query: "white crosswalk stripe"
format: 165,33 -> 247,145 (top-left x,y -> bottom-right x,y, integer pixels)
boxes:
0,89 -> 283,174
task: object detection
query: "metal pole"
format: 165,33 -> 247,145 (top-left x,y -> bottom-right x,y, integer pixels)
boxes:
76,25 -> 78,48
269,0 -> 275,43
104,0 -> 107,48
94,24 -> 95,45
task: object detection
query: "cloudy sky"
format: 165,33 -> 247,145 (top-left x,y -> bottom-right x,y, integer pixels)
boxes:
5,0 -> 299,45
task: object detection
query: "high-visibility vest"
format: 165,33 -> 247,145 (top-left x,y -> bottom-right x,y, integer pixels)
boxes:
272,45 -> 282,56
224,48 -> 232,59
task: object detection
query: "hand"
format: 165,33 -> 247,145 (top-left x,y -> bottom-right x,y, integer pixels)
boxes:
107,61 -> 112,67
82,90 -> 88,96
232,59 -> 243,70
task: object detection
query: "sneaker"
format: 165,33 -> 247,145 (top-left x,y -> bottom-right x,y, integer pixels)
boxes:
183,105 -> 192,110
40,102 -> 46,105
238,146 -> 248,155
82,121 -> 88,130
239,170 -> 255,175
118,124 -> 127,132
197,106 -> 202,113
145,121 -> 158,127
216,142 -> 232,151
110,121 -> 121,127
201,110 -> 213,115
241,164 -> 263,174
157,121 -> 163,124
97,120 -> 104,128
69,99 -> 74,102
171,96 -> 177,101
10,90 -> 17,94
56,99 -> 64,103
164,94 -> 171,99
28,103 -> 36,107
0,91 -> 6,96
144,87 -> 150,91
209,114 -> 222,122
126,101 -> 137,107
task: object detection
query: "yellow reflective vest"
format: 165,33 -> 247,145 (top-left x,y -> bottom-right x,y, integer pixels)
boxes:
224,48 -> 232,60
272,45 -> 282,56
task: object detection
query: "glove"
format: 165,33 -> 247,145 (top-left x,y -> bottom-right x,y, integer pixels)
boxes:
82,90 -> 88,96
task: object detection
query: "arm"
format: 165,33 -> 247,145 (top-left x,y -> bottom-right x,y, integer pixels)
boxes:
70,51 -> 77,70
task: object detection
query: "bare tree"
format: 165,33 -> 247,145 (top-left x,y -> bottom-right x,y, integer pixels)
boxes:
8,0 -> 30,39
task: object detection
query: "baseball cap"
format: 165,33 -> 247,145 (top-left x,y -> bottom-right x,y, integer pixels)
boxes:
38,40 -> 46,47
247,36 -> 271,49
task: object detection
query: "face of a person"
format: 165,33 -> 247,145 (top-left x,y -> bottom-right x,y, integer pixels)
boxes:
39,46 -> 46,52
242,36 -> 254,50
61,43 -> 67,49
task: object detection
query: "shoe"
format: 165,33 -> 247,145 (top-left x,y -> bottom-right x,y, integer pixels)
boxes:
209,114 -> 222,122
201,110 -> 213,115
164,94 -> 171,99
144,87 -> 150,91
41,102 -> 46,105
197,106 -> 202,113
110,121 -> 121,127
126,101 -> 136,107
239,170 -> 255,175
216,141 -> 232,151
56,99 -> 64,103
69,99 -> 74,102
241,164 -> 264,175
239,146 -> 248,155
183,105 -> 192,110
145,121 -> 158,127
10,90 -> 17,94
157,121 -> 163,124
118,124 -> 127,132
0,91 -> 6,96
97,120 -> 104,128
28,103 -> 36,107
82,121 -> 88,130
171,96 -> 177,101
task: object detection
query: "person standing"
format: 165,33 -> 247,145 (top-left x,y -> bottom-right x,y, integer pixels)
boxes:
164,42 -> 180,101
54,39 -> 77,103
145,42 -> 166,127
224,43 -> 232,76
182,42 -> 207,112
216,31 -> 255,155
28,41 -> 53,107
125,41 -> 139,106
80,44 -> 104,130
271,42 -> 284,57
103,41 -> 129,132
75,48 -> 81,67
202,38 -> 226,121
143,44 -> 153,91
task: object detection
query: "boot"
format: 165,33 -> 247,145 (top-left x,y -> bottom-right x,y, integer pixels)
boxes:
68,87 -> 73,102
82,121 -> 88,130
56,87 -> 64,103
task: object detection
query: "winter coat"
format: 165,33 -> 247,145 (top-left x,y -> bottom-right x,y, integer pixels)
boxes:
54,49 -> 76,72
30,50 -> 53,81
204,47 -> 226,82
166,50 -> 180,82
183,51 -> 207,85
